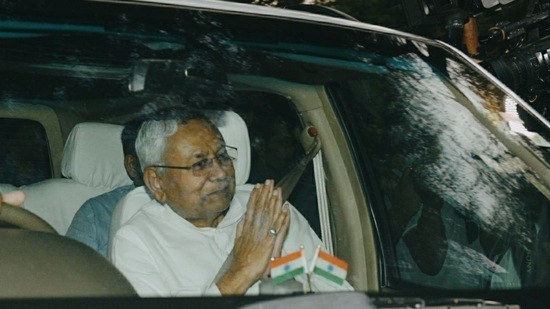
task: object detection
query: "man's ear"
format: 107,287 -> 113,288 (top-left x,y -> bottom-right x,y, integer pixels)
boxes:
124,154 -> 144,186
143,168 -> 166,203
124,155 -> 138,180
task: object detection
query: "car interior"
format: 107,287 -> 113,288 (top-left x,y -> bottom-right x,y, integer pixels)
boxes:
0,80 -> 375,295
2,1 -> 550,305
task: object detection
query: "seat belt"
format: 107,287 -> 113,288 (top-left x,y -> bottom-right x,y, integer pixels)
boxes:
313,150 -> 334,254
277,126 -> 321,201
277,126 -> 333,253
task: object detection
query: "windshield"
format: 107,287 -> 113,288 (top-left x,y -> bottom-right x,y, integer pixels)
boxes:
1,0 -> 549,301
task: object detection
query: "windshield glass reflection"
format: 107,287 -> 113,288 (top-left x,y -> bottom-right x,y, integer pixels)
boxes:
330,51 -> 550,290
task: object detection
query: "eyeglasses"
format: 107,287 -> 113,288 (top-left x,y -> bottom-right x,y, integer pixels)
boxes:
149,145 -> 237,177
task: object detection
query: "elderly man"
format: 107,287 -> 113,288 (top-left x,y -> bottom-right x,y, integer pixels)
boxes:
111,107 -> 352,296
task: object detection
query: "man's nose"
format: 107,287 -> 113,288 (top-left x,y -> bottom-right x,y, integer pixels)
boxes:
207,157 -> 231,180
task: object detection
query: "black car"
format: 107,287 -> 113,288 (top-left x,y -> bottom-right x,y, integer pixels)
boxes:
0,0 -> 549,308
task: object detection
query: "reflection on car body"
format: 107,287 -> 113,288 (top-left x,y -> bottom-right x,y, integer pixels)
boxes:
0,0 -> 549,307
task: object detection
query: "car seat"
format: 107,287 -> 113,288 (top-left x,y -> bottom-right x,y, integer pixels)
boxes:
108,110 -> 252,256
20,122 -> 133,234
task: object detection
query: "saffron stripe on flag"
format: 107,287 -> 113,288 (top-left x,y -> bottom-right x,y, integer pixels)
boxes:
318,249 -> 348,270
271,249 -> 304,268
313,255 -> 347,280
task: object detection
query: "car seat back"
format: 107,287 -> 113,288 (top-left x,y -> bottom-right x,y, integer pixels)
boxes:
0,229 -> 137,297
21,123 -> 132,234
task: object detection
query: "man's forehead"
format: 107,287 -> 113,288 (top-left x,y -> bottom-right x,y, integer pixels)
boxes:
180,119 -> 223,139
168,121 -> 224,154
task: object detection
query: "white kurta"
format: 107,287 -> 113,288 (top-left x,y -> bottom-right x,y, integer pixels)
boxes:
111,186 -> 353,297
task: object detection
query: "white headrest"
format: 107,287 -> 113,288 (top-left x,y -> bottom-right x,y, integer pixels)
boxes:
217,111 -> 250,186
61,123 -> 132,189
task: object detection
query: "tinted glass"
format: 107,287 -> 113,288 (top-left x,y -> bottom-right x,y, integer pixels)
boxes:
328,52 -> 550,290
234,92 -> 321,237
0,118 -> 51,186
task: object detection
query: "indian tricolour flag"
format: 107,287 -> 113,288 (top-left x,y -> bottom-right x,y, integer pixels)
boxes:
311,247 -> 348,285
270,249 -> 307,285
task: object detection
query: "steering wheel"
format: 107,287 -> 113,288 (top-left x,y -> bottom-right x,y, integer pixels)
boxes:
0,203 -> 57,234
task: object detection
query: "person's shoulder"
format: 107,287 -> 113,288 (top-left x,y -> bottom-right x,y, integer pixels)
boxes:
122,199 -> 164,226
84,185 -> 133,204
120,186 -> 150,205
108,184 -> 135,197
77,184 -> 134,213
115,209 -> 151,240
115,200 -> 175,246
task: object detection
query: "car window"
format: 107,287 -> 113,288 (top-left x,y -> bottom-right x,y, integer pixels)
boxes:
0,118 -> 51,186
233,92 -> 321,237
327,51 -> 550,290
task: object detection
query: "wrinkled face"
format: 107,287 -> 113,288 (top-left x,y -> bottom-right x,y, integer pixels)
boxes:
151,119 -> 236,226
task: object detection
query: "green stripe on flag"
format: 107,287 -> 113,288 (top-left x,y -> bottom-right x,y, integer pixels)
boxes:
313,267 -> 345,285
272,267 -> 305,285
